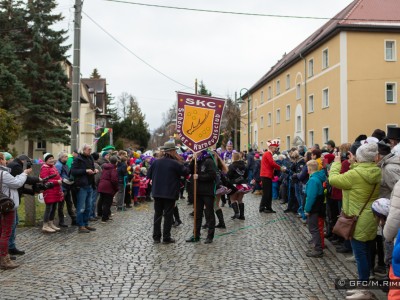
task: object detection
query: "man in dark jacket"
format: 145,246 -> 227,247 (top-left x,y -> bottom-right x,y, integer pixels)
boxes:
246,148 -> 255,185
7,155 -> 41,256
147,141 -> 188,244
186,150 -> 217,244
70,144 -> 98,233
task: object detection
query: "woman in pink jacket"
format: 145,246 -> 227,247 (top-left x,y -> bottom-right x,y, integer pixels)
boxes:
40,153 -> 64,233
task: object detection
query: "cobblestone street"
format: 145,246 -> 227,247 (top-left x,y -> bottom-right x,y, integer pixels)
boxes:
0,194 -> 385,299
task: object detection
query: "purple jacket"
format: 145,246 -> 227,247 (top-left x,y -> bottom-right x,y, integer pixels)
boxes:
97,163 -> 118,196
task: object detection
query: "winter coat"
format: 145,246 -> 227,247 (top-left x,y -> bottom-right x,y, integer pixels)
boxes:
227,160 -> 248,185
7,158 -> 40,198
253,160 -> 261,182
246,151 -> 255,171
0,166 -> 28,209
329,161 -> 381,242
148,157 -> 188,200
296,164 -> 309,185
94,162 -> 102,187
70,154 -> 96,188
97,163 -> 119,196
117,161 -> 128,182
330,159 -> 350,200
40,163 -> 63,204
132,173 -> 140,188
189,156 -> 217,197
260,151 -> 281,179
305,170 -> 326,214
55,160 -> 70,192
384,179 -> 400,242
377,153 -> 400,199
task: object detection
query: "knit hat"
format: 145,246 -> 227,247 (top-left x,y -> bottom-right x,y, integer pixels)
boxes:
101,151 -> 110,158
378,138 -> 391,156
371,198 -> 390,220
324,153 -> 335,164
356,143 -> 378,163
255,153 -> 260,159
43,153 -> 54,162
3,152 -> 12,161
140,167 -> 147,175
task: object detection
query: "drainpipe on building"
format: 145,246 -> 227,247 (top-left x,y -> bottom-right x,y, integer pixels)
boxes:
300,53 -> 307,147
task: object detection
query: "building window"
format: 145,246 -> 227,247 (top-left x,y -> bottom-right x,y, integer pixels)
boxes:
296,83 -> 301,100
308,94 -> 314,113
323,127 -> 329,143
386,83 -> 397,103
260,116 -> 264,128
322,88 -> 329,108
276,109 -> 281,124
261,141 -> 264,150
385,40 -> 396,61
308,131 -> 314,147
297,116 -> 302,132
387,124 -> 398,132
286,105 -> 291,120
276,80 -> 281,95
261,91 -> 264,104
322,49 -> 329,69
286,136 -> 291,149
267,113 -> 272,126
308,59 -> 314,77
286,74 -> 290,90
268,86 -> 272,100
37,140 -> 46,149
254,107 -> 257,118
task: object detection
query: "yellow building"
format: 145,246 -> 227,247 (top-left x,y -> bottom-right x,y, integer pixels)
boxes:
240,0 -> 400,151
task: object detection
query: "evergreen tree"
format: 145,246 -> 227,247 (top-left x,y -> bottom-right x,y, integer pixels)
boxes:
90,68 -> 101,79
113,93 -> 150,149
198,80 -> 212,96
0,1 -> 31,114
20,0 -> 71,152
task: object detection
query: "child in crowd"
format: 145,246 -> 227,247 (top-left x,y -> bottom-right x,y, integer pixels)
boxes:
131,166 -> 141,206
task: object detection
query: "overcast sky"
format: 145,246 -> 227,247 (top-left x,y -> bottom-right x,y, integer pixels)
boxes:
56,0 -> 354,131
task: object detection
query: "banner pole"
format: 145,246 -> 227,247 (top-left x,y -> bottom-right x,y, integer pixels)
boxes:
193,152 -> 197,239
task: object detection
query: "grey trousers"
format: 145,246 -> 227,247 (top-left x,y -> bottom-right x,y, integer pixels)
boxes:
308,212 -> 322,252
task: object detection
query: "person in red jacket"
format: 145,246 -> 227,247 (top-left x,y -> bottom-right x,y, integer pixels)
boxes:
40,153 -> 64,233
260,140 -> 285,213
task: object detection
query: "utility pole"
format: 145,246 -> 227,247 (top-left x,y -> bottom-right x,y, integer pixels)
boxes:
71,0 -> 82,151
234,91 -> 238,150
195,78 -> 198,94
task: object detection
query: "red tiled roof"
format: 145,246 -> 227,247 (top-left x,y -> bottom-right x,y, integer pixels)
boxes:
248,0 -> 400,94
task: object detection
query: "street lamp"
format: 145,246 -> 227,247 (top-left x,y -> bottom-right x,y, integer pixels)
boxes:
239,88 -> 251,151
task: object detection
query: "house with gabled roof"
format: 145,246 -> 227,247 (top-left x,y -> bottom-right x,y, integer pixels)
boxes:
241,0 -> 400,151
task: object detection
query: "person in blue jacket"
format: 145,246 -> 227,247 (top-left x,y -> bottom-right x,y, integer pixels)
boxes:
304,159 -> 326,258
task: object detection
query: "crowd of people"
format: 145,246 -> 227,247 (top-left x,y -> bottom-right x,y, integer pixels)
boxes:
1,127 -> 400,299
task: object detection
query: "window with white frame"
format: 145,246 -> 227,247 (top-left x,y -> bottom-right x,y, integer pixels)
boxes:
261,90 -> 264,103
286,74 -> 290,90
308,94 -> 314,113
276,80 -> 281,95
385,40 -> 396,61
308,131 -> 314,147
286,105 -> 291,120
260,116 -> 264,128
386,83 -> 397,103
308,59 -> 314,77
296,116 -> 302,132
268,86 -> 272,100
323,127 -> 329,143
322,88 -> 329,108
286,136 -> 291,149
267,112 -> 272,126
296,83 -> 301,99
276,109 -> 281,124
322,48 -> 329,69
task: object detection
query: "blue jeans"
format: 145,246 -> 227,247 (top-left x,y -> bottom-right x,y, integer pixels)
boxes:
90,188 -> 98,218
351,238 -> 373,281
295,183 -> 306,220
247,169 -> 254,185
8,211 -> 18,249
76,186 -> 93,227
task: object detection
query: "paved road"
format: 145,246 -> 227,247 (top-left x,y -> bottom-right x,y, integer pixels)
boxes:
0,194 -> 385,299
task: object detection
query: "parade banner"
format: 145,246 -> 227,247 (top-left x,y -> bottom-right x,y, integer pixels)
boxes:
176,92 -> 226,153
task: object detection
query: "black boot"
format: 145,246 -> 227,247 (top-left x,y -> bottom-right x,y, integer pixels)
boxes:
238,203 -> 245,220
215,209 -> 226,228
231,202 -> 240,219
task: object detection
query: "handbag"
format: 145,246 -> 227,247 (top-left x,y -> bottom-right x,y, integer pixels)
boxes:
332,184 -> 377,240
0,171 -> 15,214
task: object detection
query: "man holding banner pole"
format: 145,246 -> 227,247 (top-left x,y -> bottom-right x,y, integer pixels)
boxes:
176,92 -> 226,244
